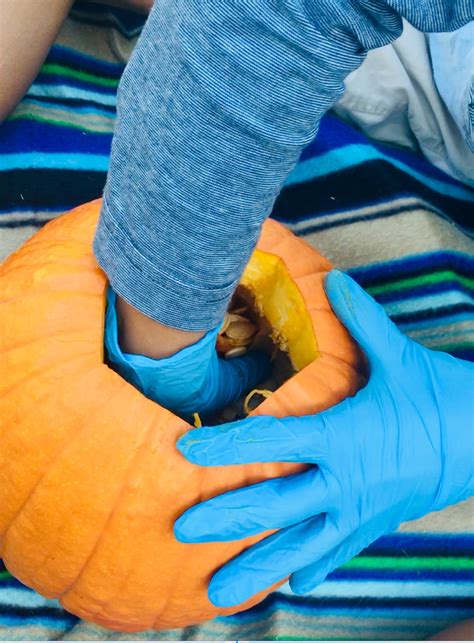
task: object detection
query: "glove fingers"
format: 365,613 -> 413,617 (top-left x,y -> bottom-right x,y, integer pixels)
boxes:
289,530 -> 369,594
324,270 -> 407,367
175,468 -> 330,543
178,415 -> 327,466
207,514 -> 344,607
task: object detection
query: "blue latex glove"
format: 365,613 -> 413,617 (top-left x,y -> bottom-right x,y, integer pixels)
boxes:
105,288 -> 270,422
175,270 -> 474,607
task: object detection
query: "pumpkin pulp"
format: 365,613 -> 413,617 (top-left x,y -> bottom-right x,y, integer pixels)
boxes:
240,249 -> 319,371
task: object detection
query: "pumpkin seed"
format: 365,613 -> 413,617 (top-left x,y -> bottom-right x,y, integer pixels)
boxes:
219,314 -> 231,335
226,320 -> 256,341
224,346 -> 248,358
230,305 -> 248,315
219,313 -> 247,336
227,313 -> 248,325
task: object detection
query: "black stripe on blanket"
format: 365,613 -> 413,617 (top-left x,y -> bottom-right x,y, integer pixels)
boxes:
272,160 -> 474,232
0,170 -> 106,212
0,605 -> 78,622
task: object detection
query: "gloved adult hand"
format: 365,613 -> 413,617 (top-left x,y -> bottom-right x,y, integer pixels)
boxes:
105,288 -> 270,422
174,270 -> 474,607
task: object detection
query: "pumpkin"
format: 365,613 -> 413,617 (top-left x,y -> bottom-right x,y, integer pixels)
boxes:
0,199 -> 364,631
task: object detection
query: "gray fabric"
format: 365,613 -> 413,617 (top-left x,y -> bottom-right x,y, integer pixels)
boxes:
334,19 -> 474,186
429,21 -> 474,153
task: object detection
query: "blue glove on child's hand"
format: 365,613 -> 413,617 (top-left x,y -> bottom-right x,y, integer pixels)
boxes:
175,270 -> 474,607
105,288 -> 270,422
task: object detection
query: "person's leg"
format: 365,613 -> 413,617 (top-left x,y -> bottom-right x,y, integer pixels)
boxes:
0,0 -> 75,123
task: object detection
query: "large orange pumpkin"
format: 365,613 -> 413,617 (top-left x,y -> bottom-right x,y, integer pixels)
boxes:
0,200 -> 364,631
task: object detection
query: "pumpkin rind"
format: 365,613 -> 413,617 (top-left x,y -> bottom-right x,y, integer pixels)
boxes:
0,200 -> 364,631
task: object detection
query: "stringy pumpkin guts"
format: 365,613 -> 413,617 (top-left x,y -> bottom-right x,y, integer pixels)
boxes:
243,389 -> 273,415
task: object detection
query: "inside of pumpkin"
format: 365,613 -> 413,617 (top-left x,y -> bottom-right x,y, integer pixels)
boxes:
206,249 -> 319,424
209,286 -> 293,424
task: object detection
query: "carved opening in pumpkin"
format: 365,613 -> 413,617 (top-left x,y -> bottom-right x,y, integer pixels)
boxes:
211,285 -> 293,423
210,249 -> 319,423
105,247 -> 319,426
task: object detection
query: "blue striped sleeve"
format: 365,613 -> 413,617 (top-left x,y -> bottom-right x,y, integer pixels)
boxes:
94,0 -> 474,330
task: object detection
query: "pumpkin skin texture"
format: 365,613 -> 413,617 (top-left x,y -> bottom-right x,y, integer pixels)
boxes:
0,200 -> 364,631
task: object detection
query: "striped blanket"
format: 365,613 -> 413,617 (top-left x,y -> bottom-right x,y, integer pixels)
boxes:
0,2 -> 473,640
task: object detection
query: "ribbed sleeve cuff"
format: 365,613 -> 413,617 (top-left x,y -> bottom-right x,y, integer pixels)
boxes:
93,198 -> 237,331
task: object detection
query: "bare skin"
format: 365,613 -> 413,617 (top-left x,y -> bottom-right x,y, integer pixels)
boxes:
0,0 -> 74,122
0,1 -> 153,123
116,295 -> 205,358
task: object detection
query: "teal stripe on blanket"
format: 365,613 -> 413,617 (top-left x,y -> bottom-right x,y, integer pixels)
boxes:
0,589 -> 56,610
383,290 -> 474,317
0,614 -> 77,629
285,144 -> 474,203
0,152 -> 109,172
292,580 -> 474,599
28,84 -> 117,107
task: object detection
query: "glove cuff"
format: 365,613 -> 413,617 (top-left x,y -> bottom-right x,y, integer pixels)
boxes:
104,287 -> 219,409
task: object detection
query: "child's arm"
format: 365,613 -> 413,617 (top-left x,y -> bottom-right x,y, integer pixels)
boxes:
0,0 -> 73,123
96,0 -> 472,337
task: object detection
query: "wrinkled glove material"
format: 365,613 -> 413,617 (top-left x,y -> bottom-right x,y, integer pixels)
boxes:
175,270 -> 474,607
105,288 -> 269,422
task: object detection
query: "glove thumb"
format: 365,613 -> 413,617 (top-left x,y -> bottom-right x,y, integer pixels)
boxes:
324,270 -> 408,367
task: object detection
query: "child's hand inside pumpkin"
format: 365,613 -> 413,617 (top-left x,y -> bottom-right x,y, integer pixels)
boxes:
105,288 -> 270,423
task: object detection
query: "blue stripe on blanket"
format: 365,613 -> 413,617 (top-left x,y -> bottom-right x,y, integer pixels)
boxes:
0,153 -> 109,172
330,569 -> 474,581
286,144 -> 474,203
349,251 -> 474,284
47,44 -> 125,78
365,533 -> 474,555
306,115 -> 470,187
224,594 -> 474,620
0,121 -> 111,154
